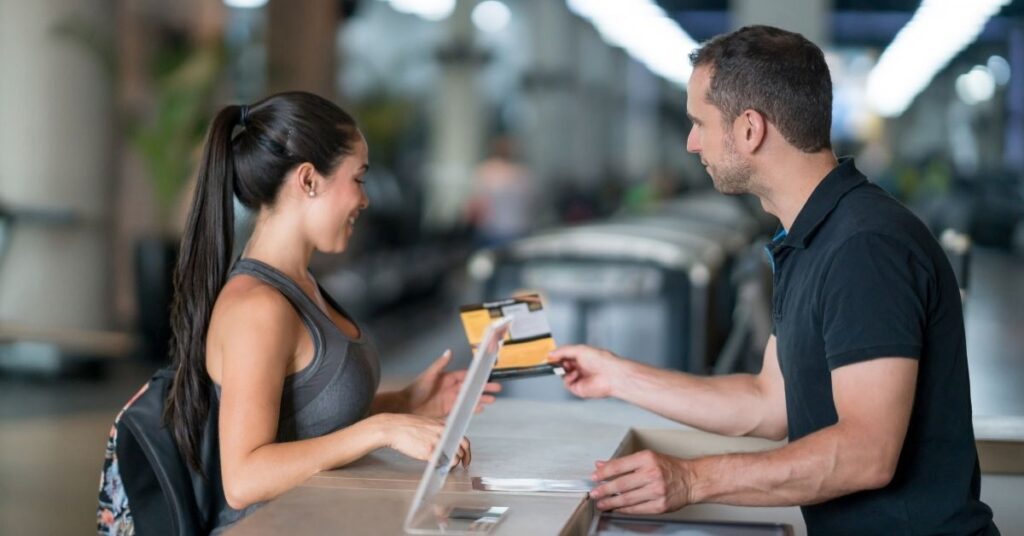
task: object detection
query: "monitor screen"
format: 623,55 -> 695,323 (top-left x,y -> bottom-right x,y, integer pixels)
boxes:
404,317 -> 513,533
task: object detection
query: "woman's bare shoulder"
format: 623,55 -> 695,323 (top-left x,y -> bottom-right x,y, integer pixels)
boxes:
209,275 -> 301,358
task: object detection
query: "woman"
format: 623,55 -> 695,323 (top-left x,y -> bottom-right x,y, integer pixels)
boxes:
164,91 -> 497,532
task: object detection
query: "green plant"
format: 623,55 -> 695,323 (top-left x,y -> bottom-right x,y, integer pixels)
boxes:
133,42 -> 224,226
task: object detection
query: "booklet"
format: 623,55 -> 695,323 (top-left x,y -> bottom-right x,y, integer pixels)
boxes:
459,294 -> 565,380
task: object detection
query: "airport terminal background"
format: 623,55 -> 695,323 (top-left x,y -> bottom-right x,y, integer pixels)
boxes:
1,0 -> 1023,534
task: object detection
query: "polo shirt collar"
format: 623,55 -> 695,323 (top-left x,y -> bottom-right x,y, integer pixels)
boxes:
781,157 -> 866,249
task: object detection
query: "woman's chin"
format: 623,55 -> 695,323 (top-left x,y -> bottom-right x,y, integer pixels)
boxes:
320,239 -> 348,255
321,227 -> 353,254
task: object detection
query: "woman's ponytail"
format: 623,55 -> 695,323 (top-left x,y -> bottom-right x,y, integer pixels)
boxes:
164,105 -> 242,475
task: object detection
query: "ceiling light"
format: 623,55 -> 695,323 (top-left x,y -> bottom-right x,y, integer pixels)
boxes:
472,1 -> 511,34
566,0 -> 697,87
956,66 -> 996,105
224,0 -> 267,8
987,55 -> 1012,86
866,0 -> 1011,117
387,0 -> 455,21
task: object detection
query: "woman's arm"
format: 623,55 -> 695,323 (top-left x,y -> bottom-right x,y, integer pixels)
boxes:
209,287 -> 457,510
369,390 -> 410,415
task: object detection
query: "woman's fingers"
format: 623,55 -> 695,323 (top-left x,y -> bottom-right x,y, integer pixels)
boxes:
461,437 -> 472,467
423,350 -> 453,378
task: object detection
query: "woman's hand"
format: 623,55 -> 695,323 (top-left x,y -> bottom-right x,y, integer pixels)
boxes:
373,413 -> 472,468
403,350 -> 502,418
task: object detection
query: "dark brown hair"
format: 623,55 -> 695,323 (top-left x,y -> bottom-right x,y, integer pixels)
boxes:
164,91 -> 360,474
689,25 -> 833,153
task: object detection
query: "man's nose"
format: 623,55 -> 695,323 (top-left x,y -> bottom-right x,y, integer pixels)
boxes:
686,127 -> 700,154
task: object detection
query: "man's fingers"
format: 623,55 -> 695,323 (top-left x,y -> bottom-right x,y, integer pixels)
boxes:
483,382 -> 502,393
548,345 -> 592,361
593,452 -> 646,481
590,471 -> 649,500
596,488 -> 655,511
611,499 -> 664,515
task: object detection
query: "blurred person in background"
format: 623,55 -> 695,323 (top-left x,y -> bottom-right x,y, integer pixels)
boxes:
465,135 -> 535,248
98,92 -> 500,535
550,26 -> 997,535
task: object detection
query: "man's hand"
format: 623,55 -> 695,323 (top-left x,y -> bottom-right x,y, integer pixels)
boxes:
404,350 -> 502,418
548,345 -> 629,399
589,450 -> 695,514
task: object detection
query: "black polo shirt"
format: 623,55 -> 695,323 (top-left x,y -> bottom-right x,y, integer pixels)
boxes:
766,158 -> 997,535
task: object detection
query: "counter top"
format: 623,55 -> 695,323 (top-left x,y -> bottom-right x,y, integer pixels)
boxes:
228,399 -> 1024,535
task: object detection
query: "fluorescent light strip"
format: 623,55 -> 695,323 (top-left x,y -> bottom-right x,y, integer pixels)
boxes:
383,0 -> 455,21
224,0 -> 267,8
567,0 -> 698,86
867,0 -> 1011,117
377,0 -> 697,86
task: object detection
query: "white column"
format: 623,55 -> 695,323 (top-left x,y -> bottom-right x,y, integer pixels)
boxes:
520,0 -> 577,186
424,0 -> 487,229
0,0 -> 116,332
573,17 -> 612,187
658,78 -> 685,169
1004,27 -> 1024,173
624,59 -> 661,185
606,48 -> 631,181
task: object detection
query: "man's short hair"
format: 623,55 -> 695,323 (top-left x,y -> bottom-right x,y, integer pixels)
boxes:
689,25 -> 832,153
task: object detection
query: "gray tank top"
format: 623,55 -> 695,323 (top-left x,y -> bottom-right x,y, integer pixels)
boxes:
211,257 -> 380,533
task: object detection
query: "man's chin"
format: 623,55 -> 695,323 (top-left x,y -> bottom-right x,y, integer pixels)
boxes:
712,181 -> 748,196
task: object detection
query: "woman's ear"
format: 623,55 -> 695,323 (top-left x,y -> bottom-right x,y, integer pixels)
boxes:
294,162 -> 318,197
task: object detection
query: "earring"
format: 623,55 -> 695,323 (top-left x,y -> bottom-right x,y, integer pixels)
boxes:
308,189 -> 316,198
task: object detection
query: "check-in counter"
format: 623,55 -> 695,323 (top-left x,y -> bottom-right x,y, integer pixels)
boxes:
227,400 -> 1024,535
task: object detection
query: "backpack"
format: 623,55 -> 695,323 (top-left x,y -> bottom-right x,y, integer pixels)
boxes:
97,367 -> 223,535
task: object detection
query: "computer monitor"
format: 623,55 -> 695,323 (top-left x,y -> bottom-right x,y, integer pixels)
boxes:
404,317 -> 513,534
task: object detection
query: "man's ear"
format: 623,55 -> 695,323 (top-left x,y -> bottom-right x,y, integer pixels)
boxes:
735,109 -> 766,154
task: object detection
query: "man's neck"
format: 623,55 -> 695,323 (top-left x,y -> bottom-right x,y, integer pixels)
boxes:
756,151 -> 839,231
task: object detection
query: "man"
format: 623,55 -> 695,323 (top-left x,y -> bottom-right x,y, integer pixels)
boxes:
550,25 -> 997,535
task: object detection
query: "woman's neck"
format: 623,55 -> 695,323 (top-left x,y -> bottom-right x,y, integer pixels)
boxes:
241,215 -> 313,283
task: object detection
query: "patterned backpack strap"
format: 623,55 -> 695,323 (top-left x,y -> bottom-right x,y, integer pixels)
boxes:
97,382 -> 150,535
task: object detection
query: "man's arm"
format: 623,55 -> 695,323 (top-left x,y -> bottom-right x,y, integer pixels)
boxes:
590,356 -> 918,513
550,336 -> 787,440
